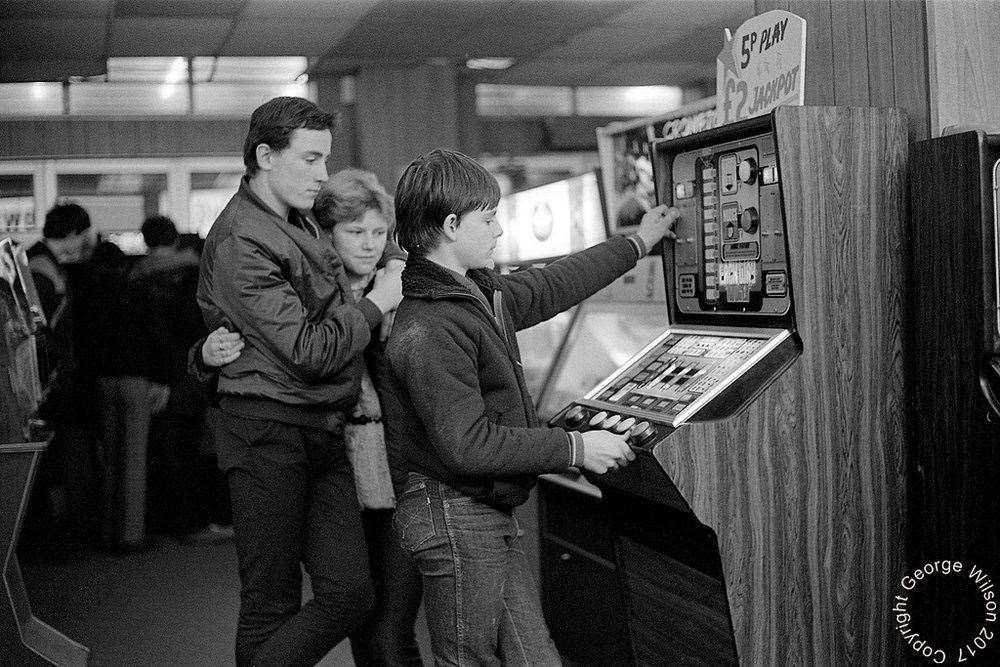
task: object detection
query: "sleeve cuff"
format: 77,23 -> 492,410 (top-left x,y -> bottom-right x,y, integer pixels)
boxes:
357,297 -> 385,329
187,338 -> 217,383
568,431 -> 585,468
626,234 -> 647,259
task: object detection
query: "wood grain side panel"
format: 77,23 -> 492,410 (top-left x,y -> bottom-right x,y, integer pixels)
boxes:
890,0 -> 931,141
926,0 -> 1000,134
654,107 -> 907,666
866,0 -> 896,108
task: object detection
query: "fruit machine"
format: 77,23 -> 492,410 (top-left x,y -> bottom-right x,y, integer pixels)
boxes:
0,237 -> 89,665
548,107 -> 909,665
909,130 -> 1000,651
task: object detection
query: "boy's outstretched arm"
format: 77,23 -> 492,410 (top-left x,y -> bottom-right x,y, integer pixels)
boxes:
503,205 -> 680,331
387,318 -> 582,476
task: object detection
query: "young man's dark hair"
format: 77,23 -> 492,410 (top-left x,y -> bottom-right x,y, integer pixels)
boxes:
43,203 -> 91,239
394,148 -> 501,256
242,96 -> 336,178
140,215 -> 179,249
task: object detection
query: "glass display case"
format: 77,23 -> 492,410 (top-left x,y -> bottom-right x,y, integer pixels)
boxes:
515,310 -> 575,400
535,300 -> 667,421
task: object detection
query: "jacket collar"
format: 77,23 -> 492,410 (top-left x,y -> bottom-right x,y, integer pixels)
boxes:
238,177 -> 319,238
402,256 -> 502,300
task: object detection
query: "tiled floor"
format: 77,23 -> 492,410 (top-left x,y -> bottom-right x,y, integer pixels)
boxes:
21,538 -> 431,666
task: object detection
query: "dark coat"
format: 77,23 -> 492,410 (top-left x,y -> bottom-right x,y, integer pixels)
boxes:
130,249 -> 208,415
197,179 -> 384,424
379,236 -> 640,509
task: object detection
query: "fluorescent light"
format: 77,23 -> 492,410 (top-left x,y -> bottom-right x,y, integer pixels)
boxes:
164,57 -> 187,84
466,57 -> 514,70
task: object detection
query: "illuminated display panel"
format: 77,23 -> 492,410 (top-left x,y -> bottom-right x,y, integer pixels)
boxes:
494,171 -> 607,265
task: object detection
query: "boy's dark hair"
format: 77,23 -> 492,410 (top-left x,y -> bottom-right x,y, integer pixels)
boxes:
141,215 -> 178,248
394,149 -> 501,256
243,96 -> 336,178
43,203 -> 91,239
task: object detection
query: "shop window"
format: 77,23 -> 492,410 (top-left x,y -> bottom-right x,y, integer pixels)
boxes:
476,84 -> 574,117
0,174 -> 38,236
56,173 -> 170,234
189,171 -> 242,237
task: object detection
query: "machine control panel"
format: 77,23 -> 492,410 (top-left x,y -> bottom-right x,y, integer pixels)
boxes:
550,326 -> 797,450
668,131 -> 791,317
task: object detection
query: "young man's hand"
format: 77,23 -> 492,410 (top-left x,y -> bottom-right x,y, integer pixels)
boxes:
579,430 -> 636,474
636,204 -> 681,250
367,262 -> 404,314
201,326 -> 245,367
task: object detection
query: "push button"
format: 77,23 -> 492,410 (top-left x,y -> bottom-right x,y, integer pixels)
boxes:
614,417 -> 636,434
627,421 -> 656,447
564,405 -> 586,427
588,411 -> 608,427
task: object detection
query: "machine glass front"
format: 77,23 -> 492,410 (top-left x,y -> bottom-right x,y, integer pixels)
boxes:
536,300 -> 666,421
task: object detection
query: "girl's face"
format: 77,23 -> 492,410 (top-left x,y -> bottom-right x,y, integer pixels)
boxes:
330,208 -> 389,278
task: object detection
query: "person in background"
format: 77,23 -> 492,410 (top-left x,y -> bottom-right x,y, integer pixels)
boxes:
27,203 -> 93,326
22,203 -> 98,558
196,96 -> 404,666
129,215 -> 229,543
380,148 -> 678,664
70,236 -> 163,551
198,168 -> 422,665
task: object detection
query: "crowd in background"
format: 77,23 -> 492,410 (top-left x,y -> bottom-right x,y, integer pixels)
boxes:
21,202 -> 230,559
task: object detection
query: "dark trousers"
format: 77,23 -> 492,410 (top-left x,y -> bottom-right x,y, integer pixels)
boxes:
216,411 -> 374,667
350,509 -> 423,666
395,474 -> 558,666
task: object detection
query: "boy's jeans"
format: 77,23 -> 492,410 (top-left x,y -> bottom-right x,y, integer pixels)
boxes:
394,473 -> 561,666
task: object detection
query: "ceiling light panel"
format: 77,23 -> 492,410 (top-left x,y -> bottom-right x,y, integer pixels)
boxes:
192,57 -> 308,83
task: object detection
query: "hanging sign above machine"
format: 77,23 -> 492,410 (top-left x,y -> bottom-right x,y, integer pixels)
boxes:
716,10 -> 806,125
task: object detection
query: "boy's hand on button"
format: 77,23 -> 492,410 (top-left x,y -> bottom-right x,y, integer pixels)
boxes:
637,204 -> 681,249
579,430 -> 636,474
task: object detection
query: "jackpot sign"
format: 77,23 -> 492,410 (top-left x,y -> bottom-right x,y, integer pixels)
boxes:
717,10 -> 806,125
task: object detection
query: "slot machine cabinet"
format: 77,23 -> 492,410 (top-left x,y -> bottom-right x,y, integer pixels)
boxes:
909,131 -> 1000,644
549,107 -> 908,665
0,239 -> 89,665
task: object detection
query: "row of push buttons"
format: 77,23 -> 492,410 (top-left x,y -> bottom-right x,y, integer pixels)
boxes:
562,406 -> 658,447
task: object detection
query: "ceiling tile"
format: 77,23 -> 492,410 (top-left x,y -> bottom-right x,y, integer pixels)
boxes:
1,19 -> 107,59
0,0 -> 112,18
222,19 -> 357,57
609,0 -> 753,29
110,17 -> 232,56
0,58 -> 107,82
243,0 -> 381,18
113,0 -> 245,17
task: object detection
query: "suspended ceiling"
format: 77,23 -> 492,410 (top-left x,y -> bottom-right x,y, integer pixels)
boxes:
0,0 -> 754,87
